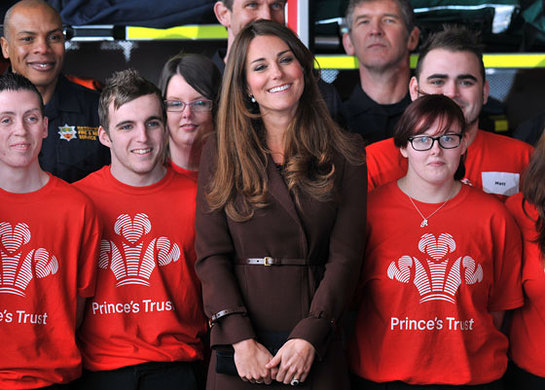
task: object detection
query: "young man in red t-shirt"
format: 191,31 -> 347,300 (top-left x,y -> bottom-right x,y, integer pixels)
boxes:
366,26 -> 533,200
74,69 -> 207,390
0,73 -> 101,389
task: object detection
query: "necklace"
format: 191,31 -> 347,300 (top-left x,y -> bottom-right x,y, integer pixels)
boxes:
407,193 -> 452,228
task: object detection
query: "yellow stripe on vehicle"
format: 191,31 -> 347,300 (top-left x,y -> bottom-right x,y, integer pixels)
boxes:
316,54 -> 545,69
126,25 -> 227,40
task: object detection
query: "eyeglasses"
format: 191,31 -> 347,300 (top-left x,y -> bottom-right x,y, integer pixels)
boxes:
408,134 -> 463,151
165,99 -> 213,112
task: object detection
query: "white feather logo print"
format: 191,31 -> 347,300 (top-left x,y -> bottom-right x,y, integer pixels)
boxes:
387,233 -> 483,303
0,222 -> 58,297
100,214 -> 180,287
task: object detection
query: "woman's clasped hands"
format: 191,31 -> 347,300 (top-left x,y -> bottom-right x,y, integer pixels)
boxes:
233,338 -> 315,385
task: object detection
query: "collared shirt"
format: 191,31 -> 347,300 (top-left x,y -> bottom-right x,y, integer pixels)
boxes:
41,74 -> 110,183
343,84 -> 411,145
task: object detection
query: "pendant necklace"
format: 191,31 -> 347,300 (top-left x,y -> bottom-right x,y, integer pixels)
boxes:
407,191 -> 453,228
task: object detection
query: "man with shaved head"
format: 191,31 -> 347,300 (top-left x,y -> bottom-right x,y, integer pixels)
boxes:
1,0 -> 109,183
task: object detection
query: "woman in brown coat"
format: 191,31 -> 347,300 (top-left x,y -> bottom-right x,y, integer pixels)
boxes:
195,20 -> 366,389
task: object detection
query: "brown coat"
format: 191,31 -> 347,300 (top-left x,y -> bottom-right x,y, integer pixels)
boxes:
195,138 -> 366,389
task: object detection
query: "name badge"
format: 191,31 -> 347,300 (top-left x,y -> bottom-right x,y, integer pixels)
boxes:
481,172 -> 520,196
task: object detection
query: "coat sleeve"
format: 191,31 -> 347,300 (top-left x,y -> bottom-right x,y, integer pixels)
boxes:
289,156 -> 367,358
194,138 -> 256,348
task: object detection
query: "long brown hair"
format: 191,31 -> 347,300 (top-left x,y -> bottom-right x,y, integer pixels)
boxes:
523,132 -> 545,260
207,19 -> 364,222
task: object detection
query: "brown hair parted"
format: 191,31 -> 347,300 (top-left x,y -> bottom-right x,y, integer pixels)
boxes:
158,52 -> 221,121
206,19 -> 364,222
414,24 -> 485,82
523,132 -> 545,260
394,94 -> 467,181
345,0 -> 416,34
99,69 -> 165,133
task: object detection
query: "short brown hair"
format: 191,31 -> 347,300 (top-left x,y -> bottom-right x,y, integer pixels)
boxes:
415,25 -> 485,82
394,94 -> 467,180
99,69 -> 165,132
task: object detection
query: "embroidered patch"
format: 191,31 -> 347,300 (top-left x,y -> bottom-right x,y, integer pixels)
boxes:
77,126 -> 99,141
58,124 -> 77,142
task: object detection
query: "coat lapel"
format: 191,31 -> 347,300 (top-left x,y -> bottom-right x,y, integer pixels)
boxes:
266,157 -> 304,229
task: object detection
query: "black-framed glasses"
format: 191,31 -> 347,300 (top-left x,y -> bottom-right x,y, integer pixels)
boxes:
165,99 -> 213,112
408,134 -> 463,151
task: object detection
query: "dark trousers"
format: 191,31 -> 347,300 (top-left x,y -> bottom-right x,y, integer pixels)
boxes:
350,374 -> 503,390
74,361 -> 202,390
503,361 -> 545,390
39,384 -> 73,390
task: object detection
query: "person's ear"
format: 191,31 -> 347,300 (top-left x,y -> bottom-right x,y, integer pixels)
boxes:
1,37 -> 10,60
214,1 -> 232,29
41,116 -> 48,139
409,76 -> 419,101
407,26 -> 420,52
98,126 -> 112,147
482,79 -> 489,106
342,32 -> 355,56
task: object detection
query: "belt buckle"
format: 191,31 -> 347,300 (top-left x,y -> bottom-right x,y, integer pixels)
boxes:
263,257 -> 273,266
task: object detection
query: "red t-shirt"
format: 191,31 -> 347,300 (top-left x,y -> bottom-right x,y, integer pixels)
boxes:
348,182 -> 523,385
505,193 -> 545,377
367,131 -> 533,200
168,160 -> 198,182
74,166 -> 206,371
0,175 -> 100,389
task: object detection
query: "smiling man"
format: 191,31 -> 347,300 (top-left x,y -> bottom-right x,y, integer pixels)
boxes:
0,72 -> 100,389
1,0 -> 109,182
366,25 -> 534,200
73,69 -> 207,390
342,0 -> 419,144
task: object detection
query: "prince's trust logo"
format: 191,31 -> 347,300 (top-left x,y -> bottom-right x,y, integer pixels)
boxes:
0,222 -> 58,297
387,233 -> 483,304
100,213 -> 180,287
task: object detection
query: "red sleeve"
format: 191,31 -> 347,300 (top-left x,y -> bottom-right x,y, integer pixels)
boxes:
488,201 -> 524,311
77,198 -> 102,298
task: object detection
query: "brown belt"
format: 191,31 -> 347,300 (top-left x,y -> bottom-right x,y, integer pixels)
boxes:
238,257 -> 307,266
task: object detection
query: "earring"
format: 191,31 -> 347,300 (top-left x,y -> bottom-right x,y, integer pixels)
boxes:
249,95 -> 256,103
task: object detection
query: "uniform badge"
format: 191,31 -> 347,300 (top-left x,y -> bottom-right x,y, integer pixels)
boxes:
58,124 -> 78,142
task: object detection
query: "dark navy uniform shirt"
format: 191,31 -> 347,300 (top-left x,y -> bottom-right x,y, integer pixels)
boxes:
41,74 -> 110,183
342,84 -> 411,145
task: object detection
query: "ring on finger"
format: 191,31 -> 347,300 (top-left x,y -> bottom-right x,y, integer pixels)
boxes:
290,378 -> 300,386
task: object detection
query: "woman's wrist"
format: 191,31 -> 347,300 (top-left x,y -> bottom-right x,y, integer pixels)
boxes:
233,338 -> 257,353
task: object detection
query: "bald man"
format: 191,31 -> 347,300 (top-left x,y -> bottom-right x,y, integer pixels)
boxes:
1,0 -> 109,183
